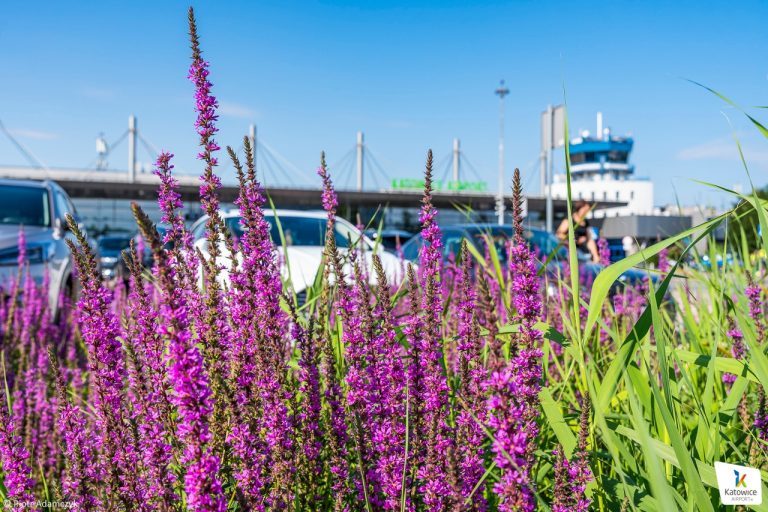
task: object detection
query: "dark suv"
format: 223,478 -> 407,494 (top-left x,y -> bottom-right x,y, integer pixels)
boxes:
0,179 -> 83,313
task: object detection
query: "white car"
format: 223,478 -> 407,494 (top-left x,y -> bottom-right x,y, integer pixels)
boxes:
190,209 -> 402,298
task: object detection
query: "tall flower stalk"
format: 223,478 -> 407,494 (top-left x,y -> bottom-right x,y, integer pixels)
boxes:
317,157 -> 354,510
552,400 -> 592,512
64,216 -> 141,507
414,151 -> 455,509
133,205 -> 226,512
187,10 -> 232,453
485,168 -> 543,511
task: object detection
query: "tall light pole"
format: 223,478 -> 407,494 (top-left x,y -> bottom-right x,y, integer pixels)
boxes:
248,123 -> 257,176
495,80 -> 509,225
128,114 -> 136,183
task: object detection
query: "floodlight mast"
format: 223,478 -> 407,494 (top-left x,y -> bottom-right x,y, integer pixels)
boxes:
495,80 -> 510,225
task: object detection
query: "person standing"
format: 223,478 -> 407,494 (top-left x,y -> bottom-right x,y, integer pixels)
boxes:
555,200 -> 600,263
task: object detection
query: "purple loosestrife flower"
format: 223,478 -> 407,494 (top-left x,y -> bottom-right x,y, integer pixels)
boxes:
317,159 -> 354,511
454,241 -> 488,510
49,350 -> 101,510
597,238 -> 611,267
414,151 -> 455,510
155,151 -> 228,462
288,301 -> 324,504
35,312 -> 59,477
552,401 -> 592,512
188,8 -> 224,261
756,389 -> 768,441
24,272 -> 57,476
154,151 -> 201,298
155,152 -> 193,253
403,264 -> 426,486
746,274 -> 765,344
226,142 -> 294,507
723,324 -> 746,385
0,392 -> 35,500
730,328 -> 747,360
0,228 -> 26,343
330,235 -> 380,504
657,247 -> 670,273
477,271 -> 503,371
187,12 -> 233,448
64,216 -> 143,506
132,205 -> 226,512
123,243 -> 178,507
486,169 -> 543,512
370,255 -> 410,511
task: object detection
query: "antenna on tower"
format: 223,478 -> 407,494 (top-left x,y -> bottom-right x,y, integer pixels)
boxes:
96,132 -> 109,170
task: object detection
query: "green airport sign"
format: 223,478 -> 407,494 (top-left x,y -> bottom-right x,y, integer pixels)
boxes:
390,178 -> 487,192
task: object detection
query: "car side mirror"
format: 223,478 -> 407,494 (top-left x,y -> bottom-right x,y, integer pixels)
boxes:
54,217 -> 68,236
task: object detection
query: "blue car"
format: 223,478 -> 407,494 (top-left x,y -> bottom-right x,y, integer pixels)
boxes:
399,224 -> 650,290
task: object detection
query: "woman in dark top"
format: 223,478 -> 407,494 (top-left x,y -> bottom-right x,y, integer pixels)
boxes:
555,200 -> 600,263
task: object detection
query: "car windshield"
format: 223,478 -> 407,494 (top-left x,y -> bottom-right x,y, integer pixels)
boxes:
224,215 -> 357,248
404,226 -> 568,261
525,230 -> 567,259
99,238 -> 131,251
0,185 -> 50,227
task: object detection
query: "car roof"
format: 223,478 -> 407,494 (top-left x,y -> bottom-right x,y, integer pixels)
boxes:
220,208 -> 328,219
453,223 -> 549,234
404,224 -> 553,242
99,235 -> 132,241
365,229 -> 414,236
0,178 -> 53,189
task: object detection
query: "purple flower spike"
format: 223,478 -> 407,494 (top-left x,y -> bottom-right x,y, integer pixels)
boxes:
0,397 -> 35,500
414,151 -> 455,509
597,238 -> 611,267
486,169 -> 543,511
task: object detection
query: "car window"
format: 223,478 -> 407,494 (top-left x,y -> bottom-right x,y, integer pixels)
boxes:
224,215 -> 360,248
401,237 -> 421,261
443,229 -> 466,260
525,230 -> 567,259
470,229 -> 511,258
99,238 -> 131,251
192,219 -> 207,241
54,190 -> 71,220
0,185 -> 50,227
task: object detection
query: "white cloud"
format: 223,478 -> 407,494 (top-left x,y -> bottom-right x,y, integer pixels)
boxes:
218,101 -> 258,119
677,134 -> 768,165
8,128 -> 59,140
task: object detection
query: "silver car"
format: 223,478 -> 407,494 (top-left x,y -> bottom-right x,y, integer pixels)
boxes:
0,179 -> 81,314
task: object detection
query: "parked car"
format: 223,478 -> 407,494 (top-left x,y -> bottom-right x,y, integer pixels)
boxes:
191,210 -> 402,297
400,223 -> 650,289
0,179 -> 83,313
96,235 -> 132,281
363,229 -> 414,252
134,224 -> 172,269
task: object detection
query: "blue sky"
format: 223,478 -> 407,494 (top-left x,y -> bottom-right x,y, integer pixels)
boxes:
1,0 -> 766,207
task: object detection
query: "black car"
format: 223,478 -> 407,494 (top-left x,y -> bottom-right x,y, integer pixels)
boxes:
96,235 -> 132,281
